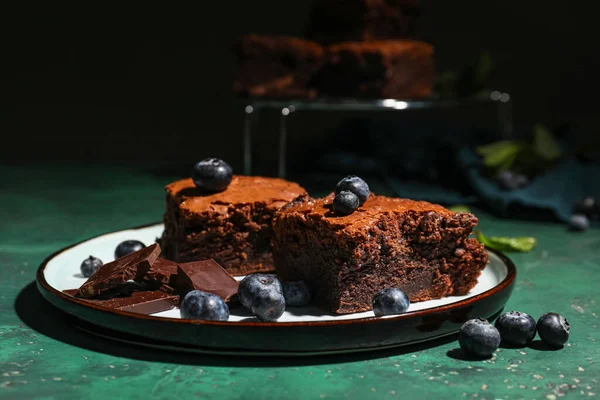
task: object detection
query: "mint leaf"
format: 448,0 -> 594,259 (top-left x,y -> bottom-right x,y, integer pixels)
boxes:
532,124 -> 561,161
475,140 -> 523,171
476,230 -> 537,252
448,204 -> 472,213
476,140 -> 515,156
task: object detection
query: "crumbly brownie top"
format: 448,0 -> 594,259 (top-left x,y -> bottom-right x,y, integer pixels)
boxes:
279,193 -> 454,231
166,176 -> 307,216
328,40 -> 432,56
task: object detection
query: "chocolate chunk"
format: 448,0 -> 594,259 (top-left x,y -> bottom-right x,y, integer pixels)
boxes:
137,258 -> 179,293
76,243 -> 161,298
173,259 -> 239,301
63,289 -> 179,315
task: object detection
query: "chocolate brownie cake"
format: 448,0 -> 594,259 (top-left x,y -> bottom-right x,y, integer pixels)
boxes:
306,0 -> 421,44
233,34 -> 325,99
313,40 -> 434,99
272,194 -> 488,314
160,175 -> 308,275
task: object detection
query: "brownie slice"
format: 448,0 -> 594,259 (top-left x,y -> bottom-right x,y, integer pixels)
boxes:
233,34 -> 325,99
76,243 -> 161,298
306,0 -> 421,44
160,175 -> 308,276
313,40 -> 434,99
272,194 -> 488,314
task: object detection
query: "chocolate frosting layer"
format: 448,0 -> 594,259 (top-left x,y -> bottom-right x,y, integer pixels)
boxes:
280,193 -> 454,230
165,176 -> 307,217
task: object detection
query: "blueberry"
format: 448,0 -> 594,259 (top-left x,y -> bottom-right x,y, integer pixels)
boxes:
335,175 -> 370,205
192,158 -> 233,192
574,197 -> 598,219
537,312 -> 570,348
282,281 -> 312,307
497,170 -> 528,191
80,255 -> 103,278
372,288 -> 410,317
459,318 -> 501,358
115,240 -> 145,259
333,190 -> 359,215
180,290 -> 229,321
569,214 -> 589,231
494,311 -> 537,347
251,289 -> 286,322
238,273 -> 283,309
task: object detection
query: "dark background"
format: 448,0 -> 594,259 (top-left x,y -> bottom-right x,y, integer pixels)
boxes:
1,1 -> 598,173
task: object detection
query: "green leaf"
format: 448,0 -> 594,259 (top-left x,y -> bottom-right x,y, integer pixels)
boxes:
475,140 -> 517,156
475,140 -> 522,170
532,124 -> 561,161
448,204 -> 472,213
475,230 -> 537,252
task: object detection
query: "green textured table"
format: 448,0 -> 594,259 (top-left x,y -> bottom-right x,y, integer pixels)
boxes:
1,165 -> 599,400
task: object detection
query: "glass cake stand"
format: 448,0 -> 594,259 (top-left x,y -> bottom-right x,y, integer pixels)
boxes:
239,91 -> 513,177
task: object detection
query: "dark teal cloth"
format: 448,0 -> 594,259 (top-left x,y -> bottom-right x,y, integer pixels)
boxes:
458,148 -> 600,224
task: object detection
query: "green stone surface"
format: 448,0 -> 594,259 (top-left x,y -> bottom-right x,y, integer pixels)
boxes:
1,165 -> 598,399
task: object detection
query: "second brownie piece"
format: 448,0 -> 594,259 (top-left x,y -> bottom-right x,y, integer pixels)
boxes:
313,40 -> 434,99
273,194 -> 488,314
306,0 -> 421,44
233,34 -> 325,99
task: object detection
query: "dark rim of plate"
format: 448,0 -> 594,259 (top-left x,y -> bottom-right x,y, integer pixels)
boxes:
36,222 -> 517,328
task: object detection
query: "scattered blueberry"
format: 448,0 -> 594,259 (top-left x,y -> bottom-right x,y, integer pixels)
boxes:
569,214 -> 589,231
497,170 -> 529,191
80,256 -> 103,278
180,290 -> 229,321
574,196 -> 598,219
251,289 -> 286,322
335,175 -> 370,205
115,240 -> 145,259
372,288 -> 410,317
282,281 -> 312,307
537,312 -> 570,348
238,273 -> 283,310
459,318 -> 501,358
494,311 -> 537,347
192,158 -> 233,192
333,190 -> 359,215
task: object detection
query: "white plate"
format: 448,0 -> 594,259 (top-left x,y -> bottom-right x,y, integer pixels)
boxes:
37,223 -> 516,355
44,224 -> 508,321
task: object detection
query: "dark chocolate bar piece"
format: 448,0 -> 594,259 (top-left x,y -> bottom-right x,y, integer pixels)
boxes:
174,259 -> 239,301
63,289 -> 179,315
137,258 -> 179,293
76,243 -> 161,298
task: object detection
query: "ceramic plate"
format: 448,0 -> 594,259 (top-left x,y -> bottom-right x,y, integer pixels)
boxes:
37,223 -> 516,356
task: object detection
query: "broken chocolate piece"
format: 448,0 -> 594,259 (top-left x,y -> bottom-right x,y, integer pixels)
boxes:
76,243 -> 161,298
137,258 -> 179,293
174,259 -> 239,301
63,289 -> 179,315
